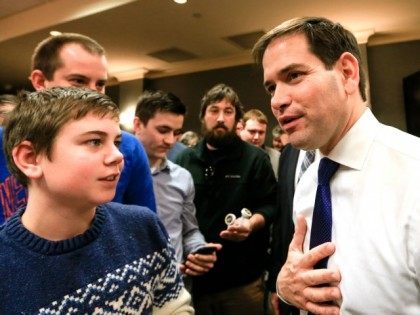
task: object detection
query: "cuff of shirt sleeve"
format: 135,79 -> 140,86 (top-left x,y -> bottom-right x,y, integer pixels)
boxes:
276,285 -> 292,305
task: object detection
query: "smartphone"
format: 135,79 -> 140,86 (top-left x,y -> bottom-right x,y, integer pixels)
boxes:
192,245 -> 218,255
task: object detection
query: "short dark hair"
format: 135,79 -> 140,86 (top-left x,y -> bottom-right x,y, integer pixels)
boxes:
135,90 -> 186,125
199,83 -> 244,121
31,33 -> 105,80
253,17 -> 367,102
4,87 -> 119,186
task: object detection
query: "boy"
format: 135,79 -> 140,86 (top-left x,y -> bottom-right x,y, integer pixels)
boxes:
0,87 -> 193,314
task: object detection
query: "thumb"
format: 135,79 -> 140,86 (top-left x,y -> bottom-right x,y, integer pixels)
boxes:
289,215 -> 307,252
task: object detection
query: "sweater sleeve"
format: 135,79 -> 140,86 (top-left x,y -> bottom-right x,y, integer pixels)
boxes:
153,287 -> 194,315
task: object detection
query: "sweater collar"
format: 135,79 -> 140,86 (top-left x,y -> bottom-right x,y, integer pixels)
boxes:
5,205 -> 107,255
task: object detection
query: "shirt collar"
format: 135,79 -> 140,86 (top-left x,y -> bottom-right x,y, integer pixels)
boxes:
323,108 -> 379,171
150,158 -> 170,175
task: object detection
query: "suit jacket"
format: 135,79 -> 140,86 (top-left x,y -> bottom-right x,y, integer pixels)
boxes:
267,144 -> 300,315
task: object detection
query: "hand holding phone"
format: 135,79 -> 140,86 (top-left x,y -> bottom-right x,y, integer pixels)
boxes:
192,245 -> 219,255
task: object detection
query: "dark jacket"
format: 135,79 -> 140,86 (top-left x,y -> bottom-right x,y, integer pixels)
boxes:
267,144 -> 300,315
175,136 -> 277,295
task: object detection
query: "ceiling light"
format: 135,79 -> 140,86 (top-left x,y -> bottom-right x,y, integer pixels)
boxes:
50,31 -> 62,36
173,0 -> 187,4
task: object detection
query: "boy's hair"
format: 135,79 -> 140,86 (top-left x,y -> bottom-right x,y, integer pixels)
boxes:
243,109 -> 268,126
252,16 -> 367,102
199,83 -> 244,122
31,33 -> 105,80
135,90 -> 186,125
4,87 -> 119,186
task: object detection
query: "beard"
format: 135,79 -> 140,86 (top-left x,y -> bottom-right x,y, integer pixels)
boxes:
202,122 -> 237,149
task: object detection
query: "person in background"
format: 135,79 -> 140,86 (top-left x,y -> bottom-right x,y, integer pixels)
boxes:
0,94 -> 17,126
235,118 -> 244,135
0,33 -> 156,224
271,125 -> 289,152
176,83 -> 277,315
253,16 -> 420,314
180,130 -> 201,148
133,90 -> 221,279
240,109 -> 280,179
0,87 -> 192,314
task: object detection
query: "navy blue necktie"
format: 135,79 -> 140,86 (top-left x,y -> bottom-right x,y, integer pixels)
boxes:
309,157 -> 339,269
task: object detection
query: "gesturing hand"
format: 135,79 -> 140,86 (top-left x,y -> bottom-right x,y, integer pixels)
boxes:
277,215 -> 342,315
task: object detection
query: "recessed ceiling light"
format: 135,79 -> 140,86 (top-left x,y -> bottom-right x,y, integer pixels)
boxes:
50,31 -> 62,36
173,0 -> 187,4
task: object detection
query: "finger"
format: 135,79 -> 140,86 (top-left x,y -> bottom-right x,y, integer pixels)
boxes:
194,253 -> 217,263
302,242 -> 336,269
186,255 -> 215,269
206,242 -> 223,251
289,215 -> 307,252
220,231 -> 246,242
300,268 -> 341,287
302,284 -> 342,303
306,301 -> 340,315
185,261 -> 211,274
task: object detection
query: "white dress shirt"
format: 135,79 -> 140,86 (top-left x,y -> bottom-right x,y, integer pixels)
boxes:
294,108 -> 420,314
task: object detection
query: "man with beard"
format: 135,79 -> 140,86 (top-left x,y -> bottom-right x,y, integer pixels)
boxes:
175,83 -> 277,315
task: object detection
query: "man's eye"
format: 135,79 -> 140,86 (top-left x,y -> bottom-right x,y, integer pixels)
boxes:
70,79 -> 86,87
288,72 -> 303,81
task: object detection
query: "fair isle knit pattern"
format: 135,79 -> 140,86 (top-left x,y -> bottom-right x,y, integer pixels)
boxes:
0,202 -> 186,314
38,247 -> 181,314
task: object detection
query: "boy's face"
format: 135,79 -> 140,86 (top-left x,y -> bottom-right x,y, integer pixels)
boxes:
134,111 -> 184,166
37,112 -> 123,208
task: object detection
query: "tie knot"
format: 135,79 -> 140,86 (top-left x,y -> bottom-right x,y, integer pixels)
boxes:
318,157 -> 339,185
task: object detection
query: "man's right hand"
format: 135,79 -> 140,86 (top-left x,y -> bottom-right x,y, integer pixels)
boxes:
277,215 -> 342,315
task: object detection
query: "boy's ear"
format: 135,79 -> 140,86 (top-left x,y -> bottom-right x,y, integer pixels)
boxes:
30,70 -> 47,91
337,52 -> 360,96
12,141 -> 43,180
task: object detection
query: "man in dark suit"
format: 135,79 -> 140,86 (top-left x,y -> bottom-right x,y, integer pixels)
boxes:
267,144 -> 300,315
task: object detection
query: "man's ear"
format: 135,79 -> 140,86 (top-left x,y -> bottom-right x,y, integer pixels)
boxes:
12,141 -> 43,181
133,116 -> 141,133
29,70 -> 47,91
337,52 -> 360,96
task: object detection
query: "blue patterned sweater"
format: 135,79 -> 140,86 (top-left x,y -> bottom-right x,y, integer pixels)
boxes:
0,202 -> 192,314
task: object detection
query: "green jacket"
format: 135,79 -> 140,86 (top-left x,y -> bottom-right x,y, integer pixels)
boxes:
175,137 -> 277,295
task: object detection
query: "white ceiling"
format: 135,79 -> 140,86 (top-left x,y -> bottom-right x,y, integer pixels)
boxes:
1,0 -> 419,91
